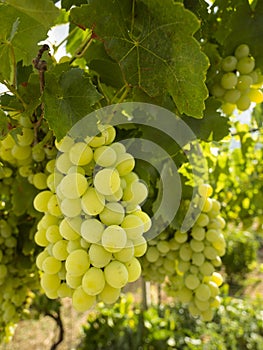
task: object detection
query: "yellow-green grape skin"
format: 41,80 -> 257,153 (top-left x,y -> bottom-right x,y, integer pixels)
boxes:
32,173 -> 48,190
59,217 -> 81,241
221,55 -> 237,72
99,283 -> 120,304
60,198 -> 82,217
234,44 -> 250,59
236,56 -> 255,74
80,219 -> 104,243
55,136 -> 74,152
59,173 -> 88,199
114,240 -> 134,262
41,273 -> 61,292
88,244 -> 112,268
223,89 -> 241,104
133,236 -> 147,257
104,260 -> 129,288
184,274 -> 200,290
52,240 -> 69,261
94,146 -> 117,167
236,94 -> 251,111
42,256 -> 62,274
220,72 -> 238,90
72,286 -> 96,312
56,153 -> 73,174
115,153 -> 135,176
81,187 -> 105,216
94,168 -> 121,196
33,190 -> 53,212
101,225 -> 127,253
248,88 -> 263,103
65,249 -> 90,276
145,246 -> 159,263
69,142 -> 93,166
82,267 -> 105,296
221,102 -> 236,115
125,257 -> 142,282
99,202 -> 125,226
121,214 -> 144,240
237,75 -> 253,90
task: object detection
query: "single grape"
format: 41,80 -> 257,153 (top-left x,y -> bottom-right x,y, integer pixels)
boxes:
99,283 -> 120,304
101,225 -> 127,253
104,260 -> 129,288
220,72 -> 238,90
236,56 -> 255,74
81,187 -> 105,215
65,249 -> 90,276
94,168 -> 121,196
82,267 -> 105,295
234,44 -> 250,59
221,55 -> 237,72
236,94 -> 251,111
88,244 -> 112,268
72,286 -> 96,312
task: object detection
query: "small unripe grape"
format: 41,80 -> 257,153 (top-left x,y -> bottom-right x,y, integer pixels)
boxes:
237,75 -> 253,90
223,89 -> 241,104
236,56 -> 255,74
220,72 -> 238,90
248,88 -> 263,103
236,94 -> 251,111
234,44 -> 250,59
221,102 -> 235,115
221,55 -> 237,72
211,84 -> 226,98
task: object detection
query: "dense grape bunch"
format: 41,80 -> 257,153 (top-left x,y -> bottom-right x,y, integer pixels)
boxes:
210,44 -> 263,114
33,125 -> 150,312
141,184 -> 225,321
0,164 -> 38,343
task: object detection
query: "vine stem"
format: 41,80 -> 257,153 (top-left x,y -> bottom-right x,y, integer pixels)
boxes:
69,30 -> 94,64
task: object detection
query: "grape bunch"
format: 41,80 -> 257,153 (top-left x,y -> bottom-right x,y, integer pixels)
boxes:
0,166 -> 38,343
210,44 -> 263,114
141,184 -> 225,321
33,125 -> 150,312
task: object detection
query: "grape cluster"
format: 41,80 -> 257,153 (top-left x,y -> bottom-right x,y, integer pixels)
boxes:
141,184 -> 225,321
34,125 -> 150,312
0,167 -> 38,342
210,44 -> 263,114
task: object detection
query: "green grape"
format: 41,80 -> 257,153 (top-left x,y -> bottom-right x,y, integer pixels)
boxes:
88,244 -> 112,268
196,213 -> 209,227
32,146 -> 46,162
33,190 -> 53,212
114,240 -> 134,262
41,273 -> 61,292
221,55 -> 237,72
104,260 -> 129,288
56,152 -> 73,174
184,274 -> 200,290
195,283 -> 211,301
237,56 -> 255,74
109,142 -> 126,155
145,246 -> 159,262
17,128 -> 34,146
47,194 -> 62,217
66,273 -> 82,289
157,240 -> 170,254
55,135 -> 74,152
201,309 -> 214,322
101,225 -> 127,253
194,297 -> 209,312
99,283 -> 120,304
237,75 -> 253,90
98,124 -> 116,145
69,142 -> 93,166
52,240 -> 68,261
208,280 -> 219,297
59,217 -> 81,240
34,228 -> 49,247
190,239 -> 204,253
86,134 -> 106,148
198,183 -> 213,197
94,168 -> 121,196
57,283 -> 73,298
175,287 -> 193,303
72,286 -> 96,312
99,202 -> 125,226
81,219 -> 104,243
206,229 -> 220,242
81,187 -> 105,215
67,239 -> 82,253
61,197 -> 82,217
59,173 -> 88,199
0,264 -> 7,278
94,145 -> 117,167
82,267 -> 105,295
221,102 -> 236,115
133,236 -> 147,257
115,153 -> 135,176
174,231 -> 188,243
179,243 -> 192,262
132,210 -> 152,232
42,256 -> 62,274
234,44 -> 250,59
32,172 -> 47,190
248,88 -> 263,103
192,252 -> 205,266
191,226 -> 205,241
223,89 -> 241,103
203,246 -> 218,260
65,249 -> 90,276
199,261 -> 214,276
220,72 -> 238,90
121,214 -> 144,240
125,257 -> 141,282
236,94 -> 251,111
123,181 -> 148,204
46,225 -> 62,243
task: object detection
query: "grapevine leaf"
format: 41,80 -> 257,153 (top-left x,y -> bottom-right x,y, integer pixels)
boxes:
43,68 -> 102,140
0,110 -> 9,138
212,0 -> 263,70
0,0 -> 60,66
182,98 -> 230,141
70,0 -> 209,118
61,0 -> 87,11
11,175 -> 38,216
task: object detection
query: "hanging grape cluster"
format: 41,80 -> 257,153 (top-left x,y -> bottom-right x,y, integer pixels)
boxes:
141,184 -> 226,321
33,125 -> 151,312
210,44 -> 263,114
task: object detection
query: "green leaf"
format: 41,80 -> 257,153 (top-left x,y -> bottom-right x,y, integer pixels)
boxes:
61,0 -> 87,11
0,0 -> 60,65
11,175 -> 38,216
212,0 -> 263,70
182,98 -> 230,141
43,68 -> 102,140
0,109 -> 9,138
70,0 -> 209,118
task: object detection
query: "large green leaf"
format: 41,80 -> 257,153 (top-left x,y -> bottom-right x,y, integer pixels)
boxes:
70,0 -> 209,118
43,68 -> 102,140
0,0 -> 59,68
211,0 -> 263,70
